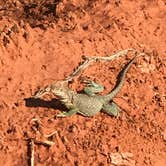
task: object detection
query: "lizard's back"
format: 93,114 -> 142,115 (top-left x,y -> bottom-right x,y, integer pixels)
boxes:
73,94 -> 104,116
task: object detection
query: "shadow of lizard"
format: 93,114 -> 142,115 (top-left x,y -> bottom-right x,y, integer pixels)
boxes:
24,97 -> 68,112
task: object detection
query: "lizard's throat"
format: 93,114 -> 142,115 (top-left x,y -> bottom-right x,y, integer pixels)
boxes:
53,90 -> 74,107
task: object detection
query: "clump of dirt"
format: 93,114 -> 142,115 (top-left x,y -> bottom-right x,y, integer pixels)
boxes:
0,0 -> 61,29
0,0 -> 166,166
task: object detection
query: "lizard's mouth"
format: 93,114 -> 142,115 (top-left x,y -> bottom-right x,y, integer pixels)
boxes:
32,87 -> 51,98
32,91 -> 48,98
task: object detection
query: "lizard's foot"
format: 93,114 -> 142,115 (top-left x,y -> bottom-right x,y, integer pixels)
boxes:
56,112 -> 68,118
56,108 -> 78,118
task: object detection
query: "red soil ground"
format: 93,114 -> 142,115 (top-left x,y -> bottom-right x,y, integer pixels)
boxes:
0,0 -> 165,165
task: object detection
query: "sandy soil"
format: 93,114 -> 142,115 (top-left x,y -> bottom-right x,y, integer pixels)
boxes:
0,0 -> 166,165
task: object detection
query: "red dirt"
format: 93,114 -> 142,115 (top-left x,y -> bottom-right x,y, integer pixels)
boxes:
0,0 -> 166,166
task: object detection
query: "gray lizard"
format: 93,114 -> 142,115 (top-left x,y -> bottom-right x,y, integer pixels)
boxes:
33,54 -> 139,117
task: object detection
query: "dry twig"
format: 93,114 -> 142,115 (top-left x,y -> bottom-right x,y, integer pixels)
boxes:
65,48 -> 137,81
28,139 -> 35,166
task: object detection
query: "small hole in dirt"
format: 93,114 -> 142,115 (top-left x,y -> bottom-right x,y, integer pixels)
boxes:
98,162 -> 104,166
3,36 -> 10,46
74,160 -> 79,166
14,102 -> 19,107
115,146 -> 119,152
8,77 -> 12,81
68,124 -> 77,132
7,127 -> 16,134
23,32 -> 29,41
112,134 -> 116,138
153,86 -> 159,91
82,25 -> 88,31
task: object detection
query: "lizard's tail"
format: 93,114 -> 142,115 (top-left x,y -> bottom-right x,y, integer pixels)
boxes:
103,53 -> 140,102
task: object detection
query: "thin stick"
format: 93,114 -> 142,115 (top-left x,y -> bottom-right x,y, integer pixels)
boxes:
44,130 -> 58,138
29,139 -> 35,166
65,48 -> 137,81
27,138 -> 54,166
34,139 -> 55,146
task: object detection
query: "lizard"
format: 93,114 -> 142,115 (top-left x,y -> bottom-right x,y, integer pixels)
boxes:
32,54 -> 140,117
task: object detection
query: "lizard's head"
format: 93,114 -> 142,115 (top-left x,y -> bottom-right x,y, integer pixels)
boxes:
50,81 -> 69,97
32,85 -> 51,98
50,81 -> 75,106
32,80 -> 69,99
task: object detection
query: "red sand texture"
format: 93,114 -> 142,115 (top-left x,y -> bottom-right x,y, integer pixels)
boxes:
0,0 -> 166,166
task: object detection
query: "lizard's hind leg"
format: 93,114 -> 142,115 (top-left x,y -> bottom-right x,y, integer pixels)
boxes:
102,102 -> 120,117
83,79 -> 104,96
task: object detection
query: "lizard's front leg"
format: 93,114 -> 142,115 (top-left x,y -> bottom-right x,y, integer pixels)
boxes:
56,107 -> 79,117
82,79 -> 104,96
102,102 -> 120,117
